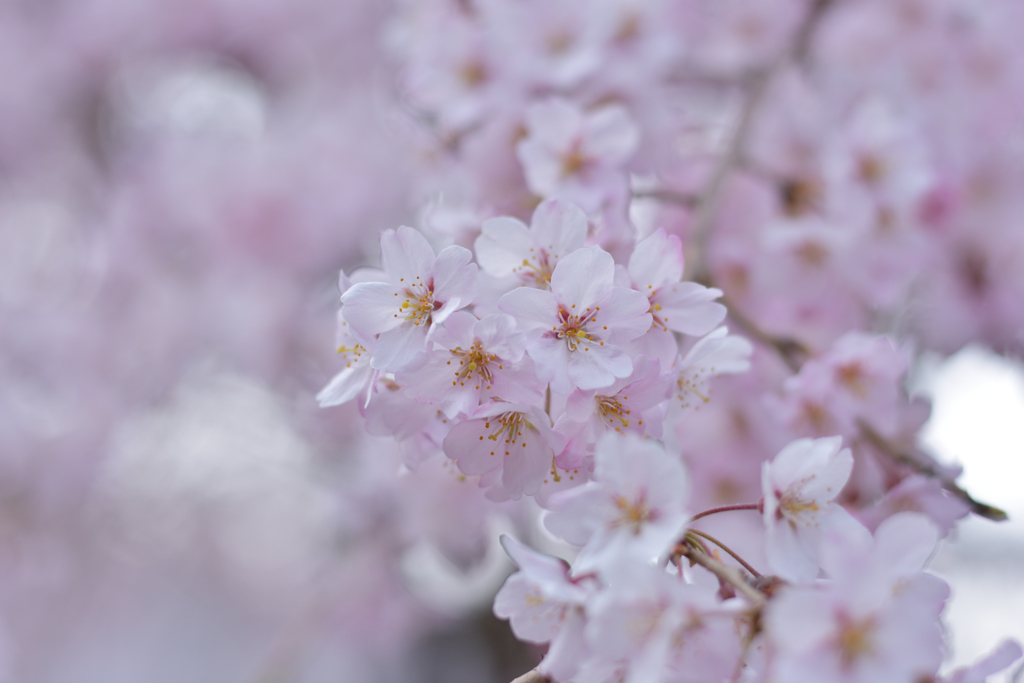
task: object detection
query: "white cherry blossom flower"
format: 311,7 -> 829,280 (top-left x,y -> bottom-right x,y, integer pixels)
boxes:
673,327 -> 753,410
397,311 -> 543,418
494,535 -> 594,682
341,226 -> 477,372
585,562 -> 743,683
318,272 -> 375,408
561,355 -> 673,442
628,228 -> 726,337
474,198 -> 588,288
442,402 -> 564,501
761,436 -> 856,582
766,514 -> 949,683
544,432 -> 689,573
517,98 -> 639,213
499,245 -> 651,394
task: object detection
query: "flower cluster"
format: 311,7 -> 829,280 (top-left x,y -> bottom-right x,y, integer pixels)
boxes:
321,200 -> 737,501
322,199 -> 1020,681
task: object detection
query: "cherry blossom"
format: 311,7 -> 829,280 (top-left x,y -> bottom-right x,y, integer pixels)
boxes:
544,432 -> 690,573
499,245 -> 652,394
761,436 -> 856,581
341,226 -> 478,372
517,98 -> 639,214
494,535 -> 594,682
397,311 -> 543,418
442,402 -> 564,501
474,198 -> 588,288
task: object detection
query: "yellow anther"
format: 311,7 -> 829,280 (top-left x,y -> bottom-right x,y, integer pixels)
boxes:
652,303 -> 662,311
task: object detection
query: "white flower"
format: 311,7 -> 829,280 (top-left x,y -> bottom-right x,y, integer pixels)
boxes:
761,436 -> 855,582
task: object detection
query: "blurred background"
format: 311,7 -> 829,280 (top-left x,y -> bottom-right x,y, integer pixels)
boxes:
1,0 -> 1023,681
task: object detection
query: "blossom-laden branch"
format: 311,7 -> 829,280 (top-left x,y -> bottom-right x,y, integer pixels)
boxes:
674,540 -> 767,608
685,0 -> 840,287
510,670 -> 550,683
857,420 -> 1008,522
720,285 -> 1007,522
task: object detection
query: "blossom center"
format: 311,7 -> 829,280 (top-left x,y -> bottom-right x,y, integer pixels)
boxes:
336,343 -> 367,368
778,488 -> 820,520
515,248 -> 555,287
613,492 -> 655,535
451,341 -> 498,389
597,395 -> 631,430
485,411 -> 530,448
553,306 -> 599,352
397,277 -> 438,326
835,614 -> 876,670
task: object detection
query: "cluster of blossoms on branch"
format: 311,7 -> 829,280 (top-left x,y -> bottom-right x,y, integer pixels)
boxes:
321,203 -> 1020,682
4,0 -> 1024,677
313,0 -> 1024,680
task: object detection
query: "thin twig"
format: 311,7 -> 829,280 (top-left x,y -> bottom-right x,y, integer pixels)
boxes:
719,294 -> 809,372
631,188 -> 698,207
676,542 -> 767,608
511,670 -> 551,683
686,0 -> 838,286
689,502 -> 761,523
856,419 -> 1008,522
687,530 -> 763,579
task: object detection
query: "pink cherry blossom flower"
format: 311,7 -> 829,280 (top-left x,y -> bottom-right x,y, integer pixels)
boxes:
761,436 -> 856,582
766,514 -> 949,683
766,574 -> 947,683
474,198 -> 588,288
316,306 -> 375,408
341,226 -> 477,372
627,228 -> 726,338
442,402 -> 564,501
397,311 -> 543,418
942,639 -> 1023,683
561,355 -> 673,442
673,327 -> 753,411
498,245 -> 651,394
517,98 -> 639,213
585,563 -> 743,683
544,432 -> 690,573
493,535 -> 594,682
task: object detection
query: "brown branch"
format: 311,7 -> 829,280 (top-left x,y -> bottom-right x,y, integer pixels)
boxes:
720,294 -> 809,372
856,419 -> 1008,522
511,670 -> 551,683
687,530 -> 763,579
631,188 -> 698,207
686,0 -> 838,287
675,542 -> 767,608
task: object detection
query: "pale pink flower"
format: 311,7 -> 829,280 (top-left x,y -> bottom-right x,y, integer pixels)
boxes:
341,226 -> 477,372
561,355 -> 673,442
673,327 -> 753,411
627,228 -> 726,337
494,535 -> 593,682
316,307 -> 375,408
442,403 -> 564,501
498,245 -> 651,394
766,513 -> 948,683
544,432 -> 689,572
474,198 -> 588,288
761,436 -> 856,582
766,575 -> 947,683
517,98 -> 639,213
942,640 -> 1023,683
318,272 -> 376,408
585,563 -> 742,683
397,311 -> 542,418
